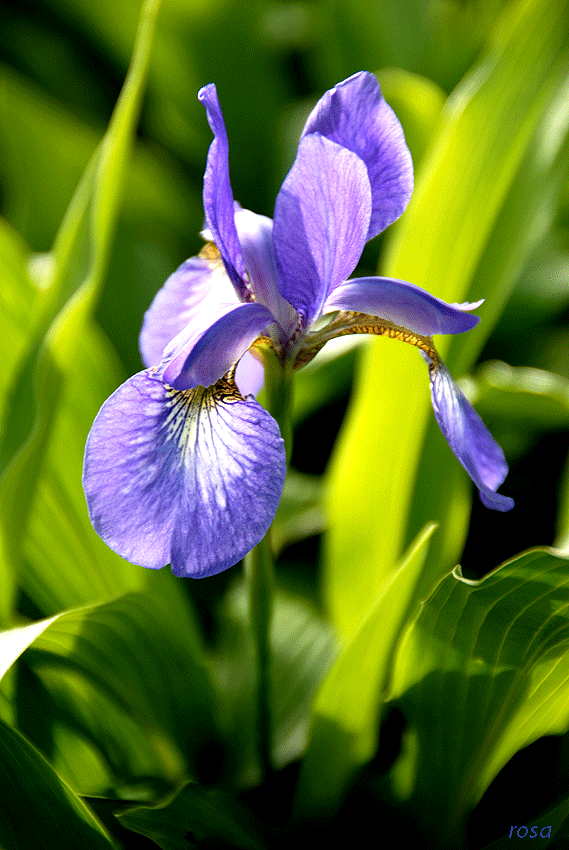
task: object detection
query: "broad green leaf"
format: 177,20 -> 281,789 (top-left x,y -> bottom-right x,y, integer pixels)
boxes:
3,581 -> 218,795
0,615 -> 60,681
211,580 -> 336,786
0,717 -> 115,850
0,0 -> 161,617
294,523 -> 437,818
118,781 -> 266,850
325,0 -> 569,640
386,548 -> 569,847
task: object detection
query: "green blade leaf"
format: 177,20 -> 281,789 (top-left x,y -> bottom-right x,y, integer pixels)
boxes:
19,320 -> 145,615
294,523 -> 437,818
325,0 -> 569,640
387,548 -> 569,846
0,717 -> 115,850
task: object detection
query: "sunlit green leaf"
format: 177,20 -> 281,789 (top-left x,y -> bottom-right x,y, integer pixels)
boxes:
295,523 -> 436,818
20,320 -> 145,615
325,0 -> 569,640
386,548 -> 569,847
0,717 -> 115,850
0,615 -> 60,681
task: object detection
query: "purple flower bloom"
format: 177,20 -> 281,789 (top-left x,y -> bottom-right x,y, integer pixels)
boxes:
83,72 -> 513,579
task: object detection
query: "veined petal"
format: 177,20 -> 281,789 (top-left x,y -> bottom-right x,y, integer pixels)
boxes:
160,301 -> 276,390
273,134 -> 371,328
139,252 -> 238,368
323,277 -> 481,336
301,71 -> 413,240
198,84 -> 250,301
427,359 -> 514,511
83,370 -> 286,577
234,208 -> 298,336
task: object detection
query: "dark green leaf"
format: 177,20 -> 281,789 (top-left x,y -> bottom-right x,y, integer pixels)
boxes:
0,717 -> 115,850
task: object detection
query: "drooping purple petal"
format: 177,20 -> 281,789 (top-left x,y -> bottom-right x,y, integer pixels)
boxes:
139,254 -> 238,368
83,370 -> 286,577
427,359 -> 514,511
160,301 -> 276,390
198,84 -> 250,301
273,133 -> 371,328
301,71 -> 413,240
323,277 -> 482,336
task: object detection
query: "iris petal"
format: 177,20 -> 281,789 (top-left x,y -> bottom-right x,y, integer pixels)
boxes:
83,370 -> 286,577
301,71 -> 413,240
139,253 -> 238,368
160,301 -> 276,390
323,277 -> 481,336
198,84 -> 250,301
427,359 -> 514,511
234,208 -> 298,337
273,134 -> 371,327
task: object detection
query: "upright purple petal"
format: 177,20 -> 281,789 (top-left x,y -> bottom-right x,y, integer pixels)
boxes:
234,208 -> 299,337
301,72 -> 413,240
139,253 -> 238,368
160,301 -> 276,390
198,84 -> 250,301
235,351 -> 265,397
323,277 -> 482,336
273,133 -> 371,328
427,359 -> 514,511
83,370 -> 286,577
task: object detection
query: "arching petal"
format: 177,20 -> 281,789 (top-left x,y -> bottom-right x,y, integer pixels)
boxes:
83,370 -> 286,577
301,71 -> 413,240
139,252 -> 238,368
160,301 -> 276,390
198,84 -> 250,301
323,277 -> 482,336
273,134 -> 371,328
234,208 -> 298,337
427,359 -> 514,511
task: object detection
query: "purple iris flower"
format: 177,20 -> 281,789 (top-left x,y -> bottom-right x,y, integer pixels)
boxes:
83,72 -> 513,579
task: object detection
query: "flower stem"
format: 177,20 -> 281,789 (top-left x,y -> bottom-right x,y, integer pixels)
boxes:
245,345 -> 293,779
245,534 -> 275,779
